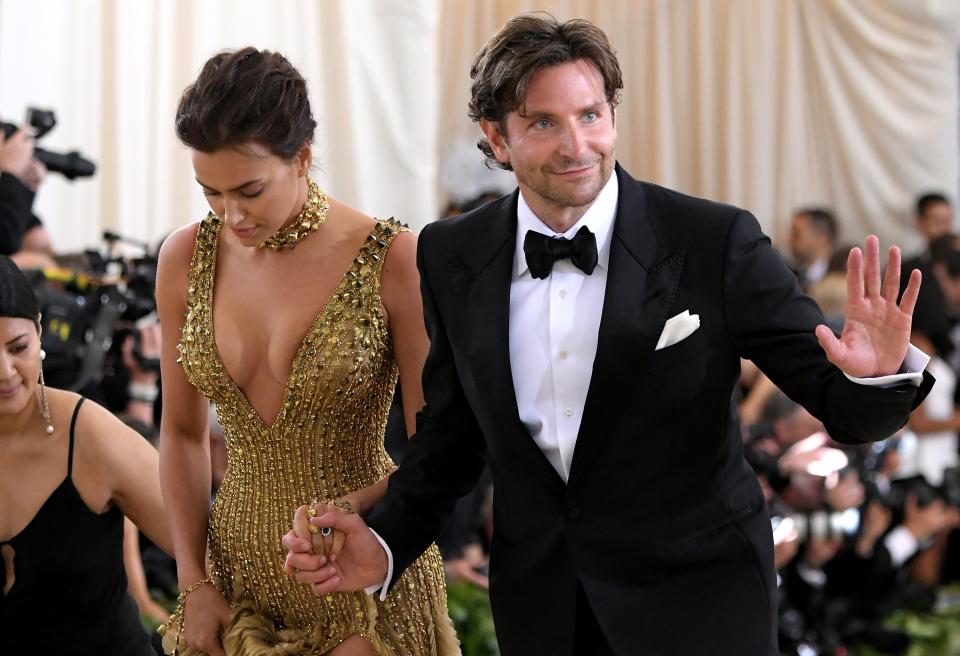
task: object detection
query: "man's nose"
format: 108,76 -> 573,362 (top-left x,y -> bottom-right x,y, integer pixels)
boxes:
558,125 -> 588,160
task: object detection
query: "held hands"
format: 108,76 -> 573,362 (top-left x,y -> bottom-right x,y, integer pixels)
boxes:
282,509 -> 387,596
292,501 -> 349,559
815,236 -> 920,378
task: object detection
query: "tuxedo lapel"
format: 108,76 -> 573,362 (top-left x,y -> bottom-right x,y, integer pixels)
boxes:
450,194 -> 566,492
567,167 -> 684,488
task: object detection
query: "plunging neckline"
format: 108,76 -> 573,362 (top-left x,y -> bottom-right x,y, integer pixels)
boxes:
0,477 -> 71,546
206,218 -> 379,431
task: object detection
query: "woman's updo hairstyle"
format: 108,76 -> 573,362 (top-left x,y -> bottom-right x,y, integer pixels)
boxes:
175,47 -> 316,159
0,256 -> 40,328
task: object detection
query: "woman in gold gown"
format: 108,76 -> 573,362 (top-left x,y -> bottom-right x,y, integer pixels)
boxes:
156,48 -> 460,656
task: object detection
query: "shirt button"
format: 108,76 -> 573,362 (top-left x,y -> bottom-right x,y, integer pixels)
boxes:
558,289 -> 567,299
564,407 -> 574,417
559,350 -> 569,360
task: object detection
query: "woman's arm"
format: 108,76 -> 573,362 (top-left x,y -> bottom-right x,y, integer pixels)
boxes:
382,230 -> 429,436
907,403 -> 960,435
122,517 -> 171,623
341,231 -> 428,516
76,399 -> 173,555
155,224 -> 216,586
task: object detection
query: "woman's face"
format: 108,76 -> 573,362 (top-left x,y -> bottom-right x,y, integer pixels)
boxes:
0,317 -> 40,417
191,142 -> 310,247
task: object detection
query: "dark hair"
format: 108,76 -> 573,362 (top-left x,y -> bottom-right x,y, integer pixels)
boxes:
175,47 -> 316,159
794,207 -> 838,245
929,233 -> 960,274
468,13 -> 623,170
916,192 -> 949,218
0,256 -> 40,328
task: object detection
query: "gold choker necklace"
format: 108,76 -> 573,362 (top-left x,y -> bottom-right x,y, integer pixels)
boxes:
259,178 -> 329,251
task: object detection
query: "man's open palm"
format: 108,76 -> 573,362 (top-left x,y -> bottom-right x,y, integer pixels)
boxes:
815,235 -> 920,377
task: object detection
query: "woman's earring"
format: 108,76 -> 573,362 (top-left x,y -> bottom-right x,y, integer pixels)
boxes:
38,349 -> 53,434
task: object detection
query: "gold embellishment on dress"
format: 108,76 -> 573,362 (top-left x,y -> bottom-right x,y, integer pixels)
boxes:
258,178 -> 330,251
169,215 -> 460,655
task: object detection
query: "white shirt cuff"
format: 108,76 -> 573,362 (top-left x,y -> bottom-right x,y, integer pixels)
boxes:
884,525 -> 920,568
363,528 -> 394,602
796,560 -> 828,588
843,344 -> 930,388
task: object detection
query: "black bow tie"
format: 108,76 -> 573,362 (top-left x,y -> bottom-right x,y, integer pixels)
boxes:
523,226 -> 598,280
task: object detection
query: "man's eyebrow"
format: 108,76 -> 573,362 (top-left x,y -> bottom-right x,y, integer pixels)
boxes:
519,101 -> 607,119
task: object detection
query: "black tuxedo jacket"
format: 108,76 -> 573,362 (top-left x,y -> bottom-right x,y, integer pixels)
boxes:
367,165 -> 932,655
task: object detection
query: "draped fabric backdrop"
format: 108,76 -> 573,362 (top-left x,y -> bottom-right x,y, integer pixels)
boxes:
0,0 -> 439,252
0,0 -> 958,255
440,0 -> 960,251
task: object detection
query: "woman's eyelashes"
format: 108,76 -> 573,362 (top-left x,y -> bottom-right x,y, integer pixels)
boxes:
201,187 -> 263,198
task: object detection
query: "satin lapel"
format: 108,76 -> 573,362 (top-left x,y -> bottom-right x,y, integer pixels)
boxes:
567,167 -> 684,488
450,194 -> 566,493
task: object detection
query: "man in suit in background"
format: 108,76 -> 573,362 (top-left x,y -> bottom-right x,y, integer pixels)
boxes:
285,14 -> 933,655
789,206 -> 838,292
904,192 -> 954,274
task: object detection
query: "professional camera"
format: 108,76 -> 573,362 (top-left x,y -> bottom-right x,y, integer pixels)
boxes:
31,231 -> 158,395
1,107 -> 96,180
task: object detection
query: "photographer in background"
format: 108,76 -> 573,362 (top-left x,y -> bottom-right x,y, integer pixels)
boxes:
0,126 -> 55,263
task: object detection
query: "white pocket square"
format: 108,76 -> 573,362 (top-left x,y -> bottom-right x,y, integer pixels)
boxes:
656,310 -> 701,350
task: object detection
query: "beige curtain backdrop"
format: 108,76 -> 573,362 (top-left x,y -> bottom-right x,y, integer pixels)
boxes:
0,0 -> 439,253
440,0 -> 960,252
0,0 -> 958,254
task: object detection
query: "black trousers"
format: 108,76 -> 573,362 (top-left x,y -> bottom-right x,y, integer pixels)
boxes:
574,582 -> 616,656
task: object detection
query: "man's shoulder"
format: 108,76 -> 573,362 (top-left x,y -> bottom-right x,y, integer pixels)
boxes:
421,192 -> 515,250
631,176 -> 746,224
618,172 -> 753,249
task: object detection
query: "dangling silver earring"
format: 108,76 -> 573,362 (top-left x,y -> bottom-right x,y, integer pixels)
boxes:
38,349 -> 53,434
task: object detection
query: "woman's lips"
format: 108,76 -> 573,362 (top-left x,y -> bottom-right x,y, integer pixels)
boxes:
0,382 -> 21,398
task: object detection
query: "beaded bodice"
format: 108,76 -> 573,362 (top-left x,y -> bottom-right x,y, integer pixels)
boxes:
176,214 -> 408,629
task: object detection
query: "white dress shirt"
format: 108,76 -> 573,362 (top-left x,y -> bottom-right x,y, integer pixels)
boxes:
509,173 -> 619,481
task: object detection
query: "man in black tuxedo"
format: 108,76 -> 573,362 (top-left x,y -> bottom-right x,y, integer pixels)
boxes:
285,14 -> 933,656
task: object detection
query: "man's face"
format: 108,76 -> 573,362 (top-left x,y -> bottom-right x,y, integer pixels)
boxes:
789,214 -> 821,267
481,59 -> 616,220
918,201 -> 952,242
935,264 -> 960,309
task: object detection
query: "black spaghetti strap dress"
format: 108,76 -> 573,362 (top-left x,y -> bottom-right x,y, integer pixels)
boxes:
0,398 -> 154,654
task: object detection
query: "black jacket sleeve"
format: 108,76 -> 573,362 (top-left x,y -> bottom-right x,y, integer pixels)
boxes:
366,223 -> 488,587
722,210 -> 933,444
0,172 -> 35,255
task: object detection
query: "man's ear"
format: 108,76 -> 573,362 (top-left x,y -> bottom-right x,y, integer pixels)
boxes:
480,118 -> 509,166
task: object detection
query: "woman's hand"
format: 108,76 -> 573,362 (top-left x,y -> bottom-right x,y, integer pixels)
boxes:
291,500 -> 352,563
181,584 -> 232,656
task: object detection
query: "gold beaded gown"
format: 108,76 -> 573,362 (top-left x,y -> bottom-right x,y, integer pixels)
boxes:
164,209 -> 460,655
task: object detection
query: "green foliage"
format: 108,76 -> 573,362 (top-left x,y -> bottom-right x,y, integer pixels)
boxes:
446,581 -> 500,656
853,586 -> 960,656
883,586 -> 960,656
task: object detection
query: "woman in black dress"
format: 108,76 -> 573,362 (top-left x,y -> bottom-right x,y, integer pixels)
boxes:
0,256 -> 172,654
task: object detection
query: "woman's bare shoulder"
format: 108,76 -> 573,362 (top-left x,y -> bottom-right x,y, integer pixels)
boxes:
158,221 -> 202,270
